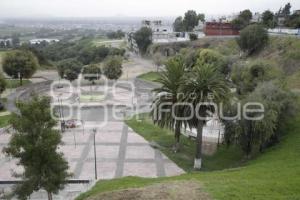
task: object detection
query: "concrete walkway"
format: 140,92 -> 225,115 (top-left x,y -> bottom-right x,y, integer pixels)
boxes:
0,121 -> 184,199
59,122 -> 184,180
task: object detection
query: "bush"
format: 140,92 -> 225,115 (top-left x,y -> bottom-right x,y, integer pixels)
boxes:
196,49 -> 229,75
106,30 -> 125,39
231,60 -> 283,95
237,24 -> 269,55
189,33 -> 198,41
223,81 -> 296,156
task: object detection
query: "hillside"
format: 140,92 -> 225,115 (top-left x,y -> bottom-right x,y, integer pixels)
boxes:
77,106 -> 300,199
149,36 -> 300,90
76,36 -> 300,199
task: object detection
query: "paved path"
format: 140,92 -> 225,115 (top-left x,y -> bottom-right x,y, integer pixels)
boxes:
60,121 -> 184,180
0,120 -> 184,199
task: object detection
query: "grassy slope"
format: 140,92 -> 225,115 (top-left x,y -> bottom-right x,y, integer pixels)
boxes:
0,111 -> 11,128
125,113 -> 244,172
137,71 -> 161,82
6,79 -> 31,89
78,111 -> 300,199
0,51 -> 6,72
77,37 -> 300,200
212,37 -> 300,90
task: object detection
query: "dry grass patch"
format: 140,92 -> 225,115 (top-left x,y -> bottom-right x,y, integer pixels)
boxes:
86,181 -> 211,200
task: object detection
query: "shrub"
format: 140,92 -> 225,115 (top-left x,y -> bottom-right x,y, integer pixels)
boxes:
189,33 -> 198,41
237,24 -> 269,55
231,60 -> 283,95
196,49 -> 229,75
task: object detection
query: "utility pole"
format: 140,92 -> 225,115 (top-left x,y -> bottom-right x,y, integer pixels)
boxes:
93,128 -> 98,180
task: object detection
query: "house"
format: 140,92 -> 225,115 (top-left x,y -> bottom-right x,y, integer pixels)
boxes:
193,20 -> 205,32
277,16 -> 286,27
141,19 -> 189,43
293,10 -> 300,15
142,20 -> 173,33
251,12 -> 262,23
204,22 -> 239,36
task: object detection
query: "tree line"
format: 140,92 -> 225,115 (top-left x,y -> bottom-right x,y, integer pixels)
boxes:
233,3 -> 300,29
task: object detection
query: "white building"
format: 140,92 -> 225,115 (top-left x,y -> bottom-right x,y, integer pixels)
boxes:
142,20 -> 198,44
29,38 -> 59,45
182,117 -> 225,143
142,20 -> 173,33
0,38 -> 12,47
251,12 -> 262,23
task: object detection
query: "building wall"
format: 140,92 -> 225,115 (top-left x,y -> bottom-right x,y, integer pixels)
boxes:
204,22 -> 239,36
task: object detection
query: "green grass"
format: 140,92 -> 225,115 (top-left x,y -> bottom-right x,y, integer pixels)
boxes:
287,71 -> 300,90
6,79 -> 31,89
0,51 -> 6,71
79,94 -> 105,102
91,37 -> 125,48
0,112 -> 11,128
137,72 -> 161,83
125,113 -> 244,172
77,109 -> 300,200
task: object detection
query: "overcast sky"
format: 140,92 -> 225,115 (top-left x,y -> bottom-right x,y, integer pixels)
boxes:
0,0 -> 300,18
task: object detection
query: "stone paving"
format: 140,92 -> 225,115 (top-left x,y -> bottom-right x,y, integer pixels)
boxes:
0,120 -> 184,199
0,121 -> 184,181
73,122 -> 183,179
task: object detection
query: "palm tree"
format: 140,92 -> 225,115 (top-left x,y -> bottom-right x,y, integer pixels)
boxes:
151,56 -> 185,152
181,64 -> 230,169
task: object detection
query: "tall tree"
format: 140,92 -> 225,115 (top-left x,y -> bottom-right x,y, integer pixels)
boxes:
4,96 -> 71,200
134,27 -> 152,55
151,56 -> 186,152
183,10 -> 200,31
103,56 -> 123,80
282,3 -> 291,16
222,86 -> 280,157
239,9 -> 253,22
198,13 -> 205,23
173,17 -> 185,32
82,64 -> 102,84
262,10 -> 276,28
181,65 -> 230,169
232,9 -> 253,30
0,41 -> 5,48
3,50 -> 39,85
57,58 -> 82,81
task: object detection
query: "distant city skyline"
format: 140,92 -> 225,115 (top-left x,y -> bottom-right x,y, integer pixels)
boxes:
0,0 -> 300,18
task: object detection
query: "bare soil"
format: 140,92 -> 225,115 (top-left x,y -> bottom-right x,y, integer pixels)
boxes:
87,181 -> 211,200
